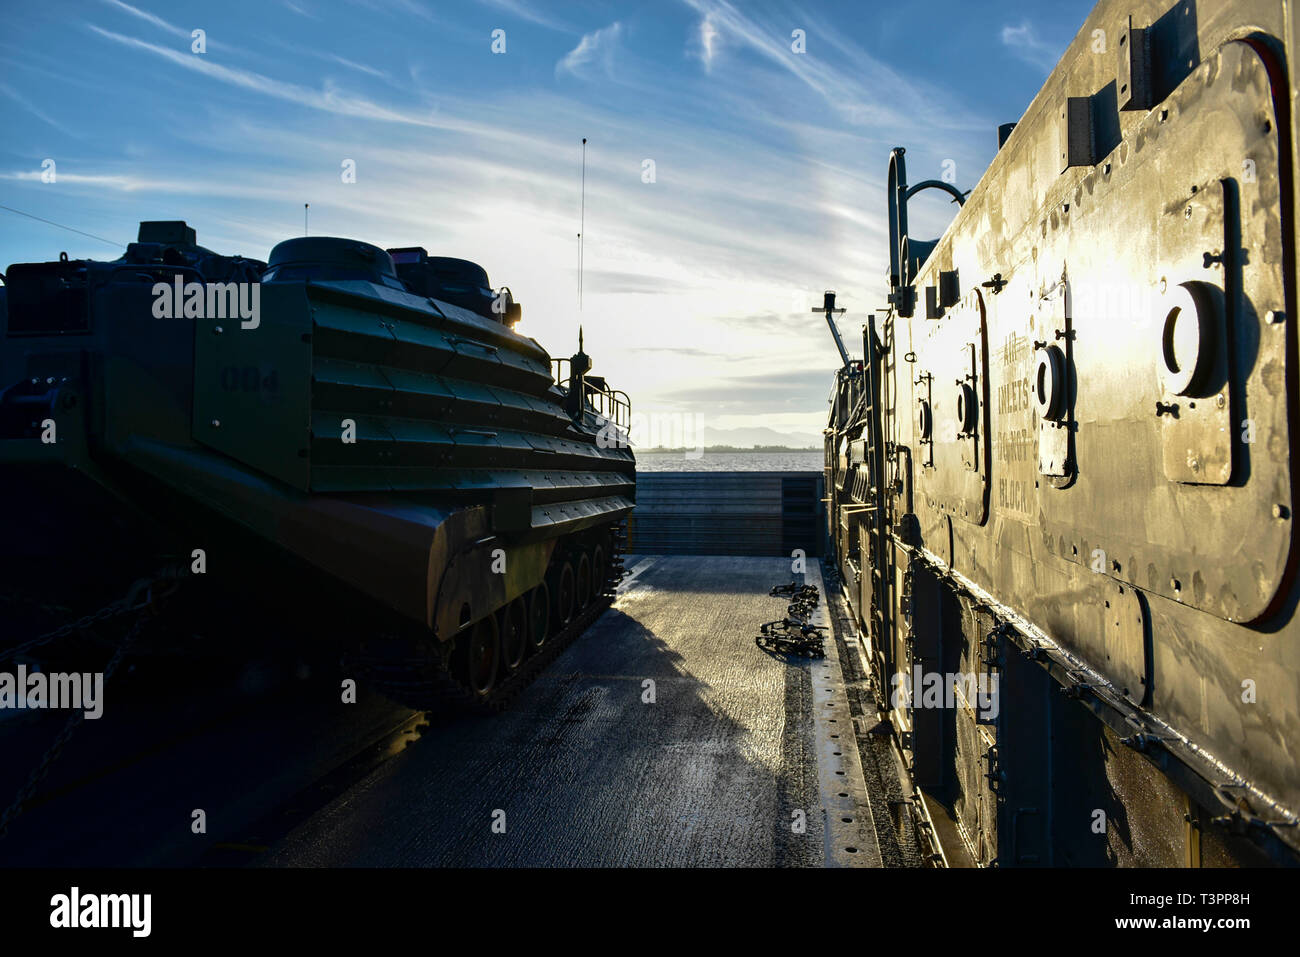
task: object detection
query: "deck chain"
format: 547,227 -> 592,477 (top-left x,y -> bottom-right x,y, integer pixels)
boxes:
0,569 -> 180,842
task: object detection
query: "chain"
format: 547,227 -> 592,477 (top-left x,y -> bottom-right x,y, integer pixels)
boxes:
756,582 -> 825,657
0,573 -> 172,843
0,712 -> 85,843
0,597 -> 137,666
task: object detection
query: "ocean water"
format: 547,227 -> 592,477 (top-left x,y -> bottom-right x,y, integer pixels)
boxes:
634,451 -> 823,472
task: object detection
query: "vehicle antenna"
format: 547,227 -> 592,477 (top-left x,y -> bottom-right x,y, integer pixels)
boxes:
579,137 -> 586,313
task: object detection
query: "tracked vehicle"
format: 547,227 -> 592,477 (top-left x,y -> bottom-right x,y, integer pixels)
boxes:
0,221 -> 634,708
826,0 -> 1300,865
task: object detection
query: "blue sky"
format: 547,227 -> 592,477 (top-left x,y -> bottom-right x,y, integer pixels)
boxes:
1,0 -> 1093,444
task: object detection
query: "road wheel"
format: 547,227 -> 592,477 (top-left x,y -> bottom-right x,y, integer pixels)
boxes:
551,561 -> 576,629
455,615 -> 500,698
527,582 -> 550,651
576,552 -> 592,609
591,544 -> 608,593
500,598 -> 528,673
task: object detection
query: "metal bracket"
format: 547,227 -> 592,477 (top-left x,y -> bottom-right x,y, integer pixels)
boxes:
1118,16 -> 1154,111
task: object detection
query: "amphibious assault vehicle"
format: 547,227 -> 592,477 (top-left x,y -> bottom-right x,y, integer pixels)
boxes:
825,0 -> 1300,865
0,221 -> 634,707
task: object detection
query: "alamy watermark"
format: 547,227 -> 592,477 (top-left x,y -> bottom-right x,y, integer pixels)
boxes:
596,410 -> 707,458
50,887 -> 150,937
0,665 -> 103,719
152,277 -> 260,329
890,666 -> 1000,720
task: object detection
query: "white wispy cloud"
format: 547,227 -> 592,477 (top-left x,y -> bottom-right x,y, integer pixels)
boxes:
326,54 -> 391,81
99,0 -> 233,53
0,168 -> 287,196
476,0 -> 572,32
692,16 -> 721,72
99,0 -> 189,39
86,25 -> 475,131
679,0 -> 979,134
281,1 -> 318,18
257,35 -> 399,86
1000,20 -> 1061,72
343,0 -> 437,23
0,83 -> 76,136
556,23 -> 623,80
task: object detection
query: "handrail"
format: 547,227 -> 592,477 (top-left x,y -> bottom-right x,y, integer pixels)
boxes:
904,180 -> 967,206
586,382 -> 630,432
550,356 -> 630,431
887,150 -> 967,317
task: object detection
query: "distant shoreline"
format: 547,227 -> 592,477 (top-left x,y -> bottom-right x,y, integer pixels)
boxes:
637,446 -> 820,453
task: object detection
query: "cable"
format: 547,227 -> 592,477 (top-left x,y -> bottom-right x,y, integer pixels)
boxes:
0,203 -> 124,249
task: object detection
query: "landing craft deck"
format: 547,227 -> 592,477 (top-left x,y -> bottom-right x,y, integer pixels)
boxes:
0,555 -> 905,868
263,556 -> 887,867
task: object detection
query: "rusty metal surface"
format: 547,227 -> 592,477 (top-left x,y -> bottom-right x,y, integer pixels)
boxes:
825,0 -> 1300,865
913,289 -> 990,523
920,34 -> 1291,626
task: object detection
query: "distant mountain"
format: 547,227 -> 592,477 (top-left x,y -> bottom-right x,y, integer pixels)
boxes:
699,426 -> 820,449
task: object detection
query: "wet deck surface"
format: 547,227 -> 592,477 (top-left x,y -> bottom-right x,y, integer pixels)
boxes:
264,555 -> 872,867
0,556 -> 884,868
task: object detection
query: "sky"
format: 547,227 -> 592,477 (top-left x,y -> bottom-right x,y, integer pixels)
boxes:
0,0 -> 1093,446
